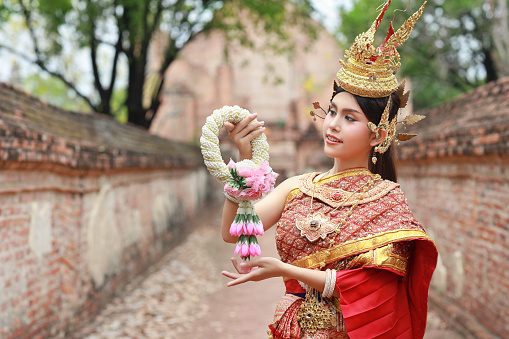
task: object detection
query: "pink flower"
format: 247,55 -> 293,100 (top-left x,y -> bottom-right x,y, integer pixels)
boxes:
246,222 -> 255,235
234,243 -> 241,255
224,160 -> 279,201
238,189 -> 263,200
229,222 -> 243,236
224,184 -> 240,197
240,223 -> 248,235
241,243 -> 249,257
249,243 -> 261,257
255,222 -> 264,235
257,161 -> 270,173
237,165 -> 255,178
227,159 -> 236,170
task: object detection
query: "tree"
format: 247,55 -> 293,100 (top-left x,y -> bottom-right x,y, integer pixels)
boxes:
338,0 -> 509,110
0,0 -> 315,128
22,72 -> 92,112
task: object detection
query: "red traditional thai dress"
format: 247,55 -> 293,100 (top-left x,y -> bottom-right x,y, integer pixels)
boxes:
268,168 -> 437,339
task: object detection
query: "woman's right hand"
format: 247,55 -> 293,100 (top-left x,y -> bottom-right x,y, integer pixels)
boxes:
223,113 -> 265,161
222,257 -> 286,287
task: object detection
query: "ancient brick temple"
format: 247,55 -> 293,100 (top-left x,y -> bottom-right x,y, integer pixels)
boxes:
150,26 -> 342,178
398,77 -> 509,338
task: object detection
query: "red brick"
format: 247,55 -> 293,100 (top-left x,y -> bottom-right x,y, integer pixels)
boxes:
400,159 -> 509,337
6,327 -> 24,339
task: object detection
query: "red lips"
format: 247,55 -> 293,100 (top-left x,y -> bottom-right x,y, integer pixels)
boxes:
326,134 -> 342,145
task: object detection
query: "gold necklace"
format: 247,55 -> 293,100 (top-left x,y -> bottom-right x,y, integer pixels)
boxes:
296,170 -> 381,243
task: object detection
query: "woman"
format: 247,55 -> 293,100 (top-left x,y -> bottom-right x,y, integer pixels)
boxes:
220,1 -> 437,338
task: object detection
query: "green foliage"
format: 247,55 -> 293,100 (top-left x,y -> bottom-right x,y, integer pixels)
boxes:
111,88 -> 128,123
38,0 -> 73,28
0,3 -> 11,22
0,0 -> 318,128
338,0 -> 506,110
207,0 -> 317,54
23,73 -> 91,112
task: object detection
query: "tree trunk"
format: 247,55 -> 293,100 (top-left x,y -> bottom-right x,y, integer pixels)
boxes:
127,57 -> 150,129
96,88 -> 113,116
491,0 -> 509,77
483,48 -> 498,83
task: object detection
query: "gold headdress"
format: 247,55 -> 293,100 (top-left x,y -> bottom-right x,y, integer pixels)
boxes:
336,0 -> 427,98
310,0 -> 427,164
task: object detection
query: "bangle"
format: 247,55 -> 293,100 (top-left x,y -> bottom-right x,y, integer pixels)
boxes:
322,269 -> 336,298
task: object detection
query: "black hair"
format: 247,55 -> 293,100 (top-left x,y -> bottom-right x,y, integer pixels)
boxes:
331,87 -> 400,182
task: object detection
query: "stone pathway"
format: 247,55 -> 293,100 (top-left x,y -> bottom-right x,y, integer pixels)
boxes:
73,209 -> 471,339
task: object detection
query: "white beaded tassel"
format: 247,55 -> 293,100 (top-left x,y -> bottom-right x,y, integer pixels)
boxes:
322,269 -> 337,298
298,280 -> 310,292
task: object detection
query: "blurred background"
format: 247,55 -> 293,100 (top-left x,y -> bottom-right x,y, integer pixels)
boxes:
0,0 -> 507,338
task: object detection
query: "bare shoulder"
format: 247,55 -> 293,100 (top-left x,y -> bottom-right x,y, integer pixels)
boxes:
275,175 -> 302,193
255,174 -> 305,229
255,174 -> 303,208
287,175 -> 303,185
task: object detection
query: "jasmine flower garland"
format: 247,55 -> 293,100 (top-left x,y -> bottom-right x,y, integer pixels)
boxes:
200,105 -> 278,260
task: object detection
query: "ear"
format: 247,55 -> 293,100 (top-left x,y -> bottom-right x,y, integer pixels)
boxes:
370,127 -> 387,147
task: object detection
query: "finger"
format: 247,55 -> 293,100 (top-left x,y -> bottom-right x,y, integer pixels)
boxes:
222,270 -> 241,280
237,121 -> 265,139
231,258 -> 250,274
226,273 -> 253,287
223,121 -> 235,132
240,126 -> 266,142
240,257 -> 263,269
231,113 -> 258,134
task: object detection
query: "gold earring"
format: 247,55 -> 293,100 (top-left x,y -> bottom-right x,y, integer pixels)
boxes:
371,153 -> 377,165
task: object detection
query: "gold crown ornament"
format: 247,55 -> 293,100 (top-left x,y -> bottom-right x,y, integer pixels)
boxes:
337,0 -> 427,98
310,0 -> 427,164
366,80 -> 424,164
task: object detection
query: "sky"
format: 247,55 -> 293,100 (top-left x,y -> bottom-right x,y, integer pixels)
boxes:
311,0 -> 352,33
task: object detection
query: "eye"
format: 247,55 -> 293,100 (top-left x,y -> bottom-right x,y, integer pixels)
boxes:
345,115 -> 356,122
328,108 -> 336,115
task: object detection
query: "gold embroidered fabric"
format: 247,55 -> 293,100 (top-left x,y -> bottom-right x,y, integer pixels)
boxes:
282,241 -> 412,283
334,242 -> 411,275
276,171 -> 432,268
299,171 -> 399,209
290,229 -> 427,271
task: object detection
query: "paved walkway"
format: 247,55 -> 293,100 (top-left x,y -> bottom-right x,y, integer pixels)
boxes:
73,208 -> 474,339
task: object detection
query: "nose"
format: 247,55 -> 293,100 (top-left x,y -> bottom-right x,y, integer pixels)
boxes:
328,115 -> 342,131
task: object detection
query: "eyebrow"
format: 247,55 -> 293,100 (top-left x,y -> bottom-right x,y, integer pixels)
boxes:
343,108 -> 362,115
330,101 -> 362,115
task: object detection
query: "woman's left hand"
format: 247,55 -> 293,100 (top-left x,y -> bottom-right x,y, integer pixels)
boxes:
222,257 -> 286,287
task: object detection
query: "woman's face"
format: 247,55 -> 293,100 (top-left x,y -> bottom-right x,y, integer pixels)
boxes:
322,91 -> 375,164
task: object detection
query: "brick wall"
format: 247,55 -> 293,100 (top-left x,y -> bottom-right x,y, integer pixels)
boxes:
0,83 -> 217,338
397,77 -> 509,338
